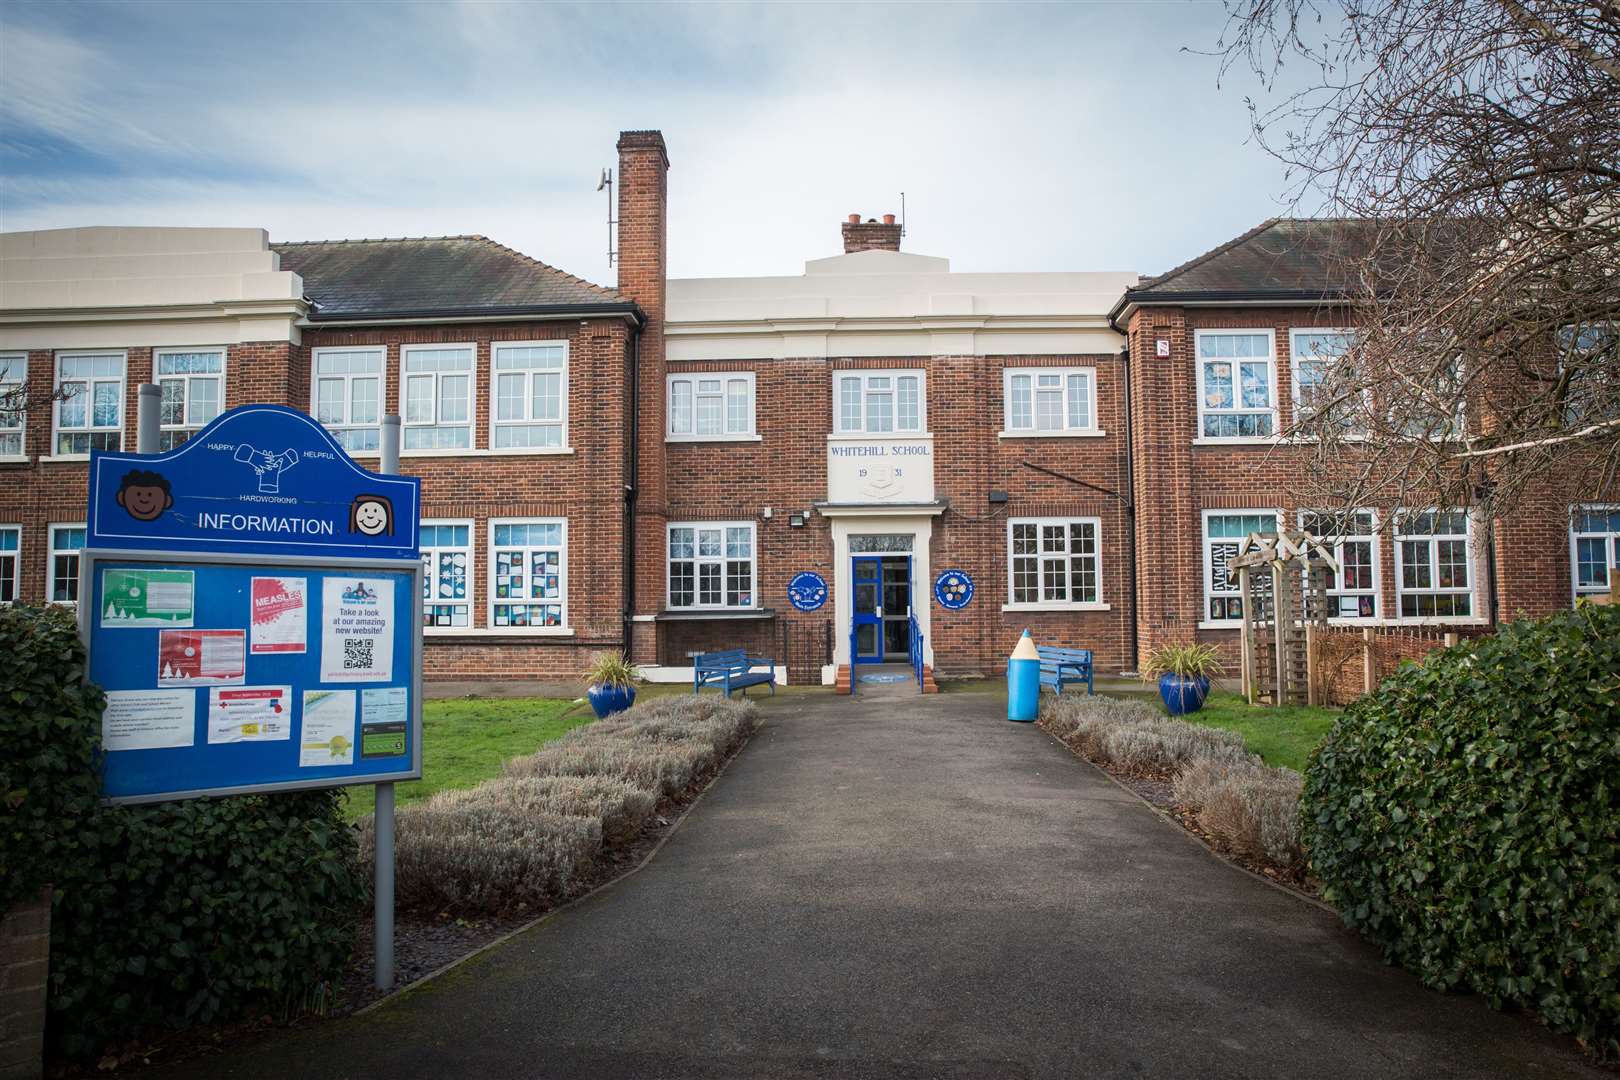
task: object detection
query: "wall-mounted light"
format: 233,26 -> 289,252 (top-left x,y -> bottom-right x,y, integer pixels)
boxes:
988,490 -> 1009,505
789,512 -> 807,528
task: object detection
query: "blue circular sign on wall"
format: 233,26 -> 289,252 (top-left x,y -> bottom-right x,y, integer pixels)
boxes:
934,569 -> 974,610
787,572 -> 829,611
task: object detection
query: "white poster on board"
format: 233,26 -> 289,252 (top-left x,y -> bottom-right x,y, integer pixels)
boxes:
103,689 -> 196,751
320,577 -> 394,682
207,686 -> 292,744
300,690 -> 357,767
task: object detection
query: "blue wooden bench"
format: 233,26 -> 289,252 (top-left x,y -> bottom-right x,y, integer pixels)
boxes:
693,649 -> 777,697
1036,646 -> 1094,695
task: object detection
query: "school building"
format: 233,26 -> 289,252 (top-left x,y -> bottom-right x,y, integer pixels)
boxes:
1,129 -> 1613,688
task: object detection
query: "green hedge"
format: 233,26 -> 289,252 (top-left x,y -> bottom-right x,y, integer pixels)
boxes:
1303,605 -> 1620,1057
0,606 -> 367,1059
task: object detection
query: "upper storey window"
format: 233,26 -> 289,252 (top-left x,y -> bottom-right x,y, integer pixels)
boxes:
55,352 -> 125,456
313,347 -> 383,453
156,348 -> 225,450
0,354 -> 26,458
834,370 -> 925,435
1196,331 -> 1276,440
1002,367 -> 1098,435
401,344 -> 475,451
491,342 -> 567,450
1290,330 -> 1364,435
668,373 -> 755,440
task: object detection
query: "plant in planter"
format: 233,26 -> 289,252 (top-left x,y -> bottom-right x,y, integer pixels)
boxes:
1142,643 -> 1225,716
584,651 -> 640,719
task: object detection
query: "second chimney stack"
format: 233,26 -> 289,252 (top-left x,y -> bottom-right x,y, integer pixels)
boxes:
842,213 -> 902,254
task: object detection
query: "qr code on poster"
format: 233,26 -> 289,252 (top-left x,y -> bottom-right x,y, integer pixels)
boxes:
343,638 -> 373,670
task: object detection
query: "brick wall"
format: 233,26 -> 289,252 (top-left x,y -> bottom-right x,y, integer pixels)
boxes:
0,888 -> 49,1080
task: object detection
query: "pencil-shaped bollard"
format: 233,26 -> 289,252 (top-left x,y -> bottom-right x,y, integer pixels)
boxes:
1007,629 -> 1040,722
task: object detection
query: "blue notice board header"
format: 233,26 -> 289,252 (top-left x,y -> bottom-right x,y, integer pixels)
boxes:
87,405 -> 420,561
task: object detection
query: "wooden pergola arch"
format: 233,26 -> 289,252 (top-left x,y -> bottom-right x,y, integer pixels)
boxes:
1231,529 -> 1339,707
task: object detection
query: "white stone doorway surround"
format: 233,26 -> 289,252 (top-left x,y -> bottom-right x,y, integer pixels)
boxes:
818,507 -> 945,684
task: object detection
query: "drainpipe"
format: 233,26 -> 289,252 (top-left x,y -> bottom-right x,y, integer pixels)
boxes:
623,329 -> 640,652
1121,345 -> 1139,673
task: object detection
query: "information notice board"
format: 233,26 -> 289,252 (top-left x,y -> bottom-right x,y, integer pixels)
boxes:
84,553 -> 423,803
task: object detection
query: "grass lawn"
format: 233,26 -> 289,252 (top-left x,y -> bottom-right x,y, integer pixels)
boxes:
1166,691 -> 1340,772
342,696 -> 592,820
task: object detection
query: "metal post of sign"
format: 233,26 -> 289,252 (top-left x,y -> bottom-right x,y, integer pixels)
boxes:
374,414 -> 401,992
136,383 -> 161,454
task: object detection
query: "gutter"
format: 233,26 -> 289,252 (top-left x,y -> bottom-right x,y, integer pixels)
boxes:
1108,289 -> 1350,329
1120,344 -> 1139,673
301,302 -> 645,328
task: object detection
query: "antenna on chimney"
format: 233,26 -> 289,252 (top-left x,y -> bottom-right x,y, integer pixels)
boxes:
597,168 -> 617,268
900,192 -> 907,238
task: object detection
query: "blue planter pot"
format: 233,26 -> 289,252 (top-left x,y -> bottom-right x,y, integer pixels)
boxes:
1158,673 -> 1210,716
587,682 -> 636,719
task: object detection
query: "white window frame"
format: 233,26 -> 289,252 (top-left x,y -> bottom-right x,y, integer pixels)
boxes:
1201,509 -> 1284,627
486,517 -> 568,632
52,351 -> 125,458
833,369 -> 927,435
310,346 -> 385,455
420,519 -> 475,632
1004,517 -> 1107,611
665,521 -> 758,611
0,353 -> 27,460
48,523 -> 86,606
1288,329 -> 1366,439
0,525 -> 19,605
1298,509 -> 1381,621
1000,367 -> 1102,438
666,372 -> 758,442
399,343 -> 477,454
1394,509 -> 1477,622
1570,504 -> 1620,604
1194,330 -> 1278,443
490,340 -> 570,454
155,347 -> 227,450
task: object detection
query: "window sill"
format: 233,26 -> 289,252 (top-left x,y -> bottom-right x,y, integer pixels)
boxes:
997,430 -> 1107,440
826,432 -> 932,441
433,627 -> 576,638
0,455 -> 30,465
1390,616 -> 1489,627
1002,602 -> 1111,613
1197,620 -> 1242,631
485,447 -> 575,457
666,434 -> 763,444
655,607 -> 774,621
1191,436 -> 1282,447
42,454 -> 94,463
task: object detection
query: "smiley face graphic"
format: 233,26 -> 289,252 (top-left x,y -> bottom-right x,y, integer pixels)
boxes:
349,494 -> 394,538
116,469 -> 174,522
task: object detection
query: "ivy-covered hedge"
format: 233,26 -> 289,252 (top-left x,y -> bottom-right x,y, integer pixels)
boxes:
1303,605 -> 1620,1057
0,606 -> 368,1059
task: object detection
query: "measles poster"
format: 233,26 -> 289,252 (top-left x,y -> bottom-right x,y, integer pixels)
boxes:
320,577 -> 394,682
250,576 -> 307,654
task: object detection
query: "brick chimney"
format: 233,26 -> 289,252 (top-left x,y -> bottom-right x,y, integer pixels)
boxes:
841,213 -> 902,254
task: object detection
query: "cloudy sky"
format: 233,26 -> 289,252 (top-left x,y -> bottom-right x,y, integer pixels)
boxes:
0,1 -> 1317,284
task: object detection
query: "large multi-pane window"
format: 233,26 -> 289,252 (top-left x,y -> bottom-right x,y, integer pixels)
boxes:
1396,510 -> 1474,618
49,524 -> 85,604
1289,330 -> 1361,435
0,527 -> 18,603
667,523 -> 755,609
1007,518 -> 1101,606
1571,505 -> 1620,601
1003,368 -> 1097,435
54,352 -> 125,455
420,521 -> 473,628
400,345 -> 474,451
156,348 -> 225,450
834,370 -> 925,434
491,342 -> 567,450
1557,324 -> 1617,426
1203,511 -> 1281,622
0,354 -> 25,458
312,347 -> 383,452
1391,358 -> 1465,440
1300,510 -> 1379,619
1196,331 -> 1276,439
667,374 -> 754,439
489,519 -> 565,628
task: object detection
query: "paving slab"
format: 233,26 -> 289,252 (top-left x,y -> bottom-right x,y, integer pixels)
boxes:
151,691 -> 1601,1080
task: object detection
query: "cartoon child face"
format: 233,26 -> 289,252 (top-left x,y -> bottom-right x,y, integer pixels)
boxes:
349,495 -> 393,537
116,469 -> 173,522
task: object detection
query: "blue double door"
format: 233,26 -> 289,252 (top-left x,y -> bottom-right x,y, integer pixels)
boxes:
852,555 -> 913,664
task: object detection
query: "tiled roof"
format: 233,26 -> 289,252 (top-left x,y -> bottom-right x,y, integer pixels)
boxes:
271,235 -> 635,322
1123,218 -> 1378,303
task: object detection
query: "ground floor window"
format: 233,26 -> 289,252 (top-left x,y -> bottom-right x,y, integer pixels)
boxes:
1300,510 -> 1379,619
49,524 -> 85,604
1203,510 -> 1281,623
489,519 -> 565,629
1395,510 -> 1473,618
1007,518 -> 1101,606
421,521 -> 472,628
668,522 -> 755,609
0,526 -> 17,603
1572,505 -> 1620,600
